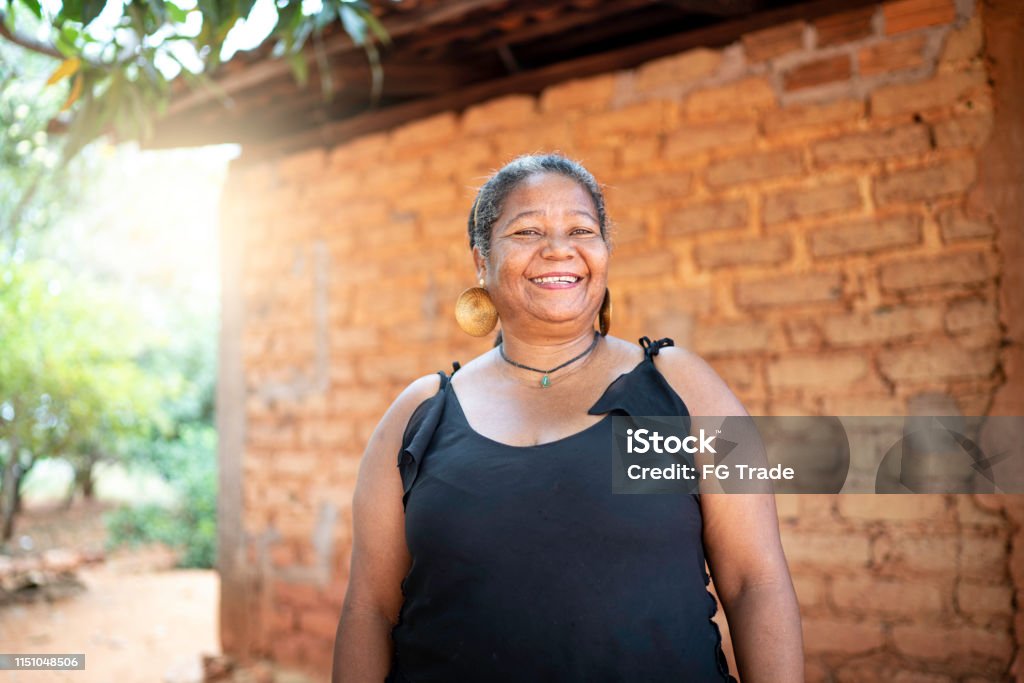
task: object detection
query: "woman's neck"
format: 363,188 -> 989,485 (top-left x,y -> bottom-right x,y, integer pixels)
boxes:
496,328 -> 602,385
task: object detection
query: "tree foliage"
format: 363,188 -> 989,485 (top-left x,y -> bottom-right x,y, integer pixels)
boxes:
0,258 -> 163,540
0,0 -> 387,162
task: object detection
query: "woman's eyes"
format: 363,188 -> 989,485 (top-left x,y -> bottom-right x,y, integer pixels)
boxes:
512,227 -> 596,236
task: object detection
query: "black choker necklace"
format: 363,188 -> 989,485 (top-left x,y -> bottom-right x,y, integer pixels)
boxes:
499,331 -> 601,388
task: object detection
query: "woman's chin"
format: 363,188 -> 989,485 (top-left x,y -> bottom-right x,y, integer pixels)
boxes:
522,309 -> 596,328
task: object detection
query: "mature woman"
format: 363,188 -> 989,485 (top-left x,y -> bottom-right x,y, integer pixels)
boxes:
333,154 -> 803,682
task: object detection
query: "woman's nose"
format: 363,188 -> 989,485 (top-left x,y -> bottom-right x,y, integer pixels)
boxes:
541,232 -> 574,257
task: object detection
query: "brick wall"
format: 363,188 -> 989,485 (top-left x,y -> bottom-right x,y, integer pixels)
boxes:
218,0 -> 1021,678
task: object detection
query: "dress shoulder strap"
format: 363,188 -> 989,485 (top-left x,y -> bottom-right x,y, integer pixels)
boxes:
639,336 -> 675,360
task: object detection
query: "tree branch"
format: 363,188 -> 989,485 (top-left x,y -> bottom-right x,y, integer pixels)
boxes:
0,13 -> 64,60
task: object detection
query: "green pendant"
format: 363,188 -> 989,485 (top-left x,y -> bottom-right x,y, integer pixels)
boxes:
540,375 -> 551,388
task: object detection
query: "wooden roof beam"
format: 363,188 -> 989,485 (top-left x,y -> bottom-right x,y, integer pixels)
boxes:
167,0 -> 514,116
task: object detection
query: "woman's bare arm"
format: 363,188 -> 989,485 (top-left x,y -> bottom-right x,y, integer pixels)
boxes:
655,347 -> 804,683
332,374 -> 442,683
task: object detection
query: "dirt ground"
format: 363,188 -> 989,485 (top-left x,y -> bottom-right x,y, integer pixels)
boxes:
0,499 -> 220,683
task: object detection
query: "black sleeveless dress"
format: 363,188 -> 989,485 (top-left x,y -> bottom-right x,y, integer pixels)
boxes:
388,337 -> 737,683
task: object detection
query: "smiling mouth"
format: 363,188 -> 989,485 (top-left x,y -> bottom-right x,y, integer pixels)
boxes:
529,275 -> 583,284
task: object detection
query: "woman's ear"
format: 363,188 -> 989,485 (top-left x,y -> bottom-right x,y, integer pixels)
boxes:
472,246 -> 487,283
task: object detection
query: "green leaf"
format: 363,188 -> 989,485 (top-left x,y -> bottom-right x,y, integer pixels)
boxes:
338,4 -> 365,46
57,0 -> 83,24
18,0 -> 42,20
361,10 -> 390,45
165,1 -> 187,23
60,24 -> 81,45
81,0 -> 106,25
236,0 -> 257,21
287,50 -> 307,86
143,0 -> 168,29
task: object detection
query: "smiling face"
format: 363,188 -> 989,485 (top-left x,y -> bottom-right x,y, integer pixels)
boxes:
475,172 -> 610,336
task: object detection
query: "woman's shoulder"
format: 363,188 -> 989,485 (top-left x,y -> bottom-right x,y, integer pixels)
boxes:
636,338 -> 748,417
376,373 -> 446,442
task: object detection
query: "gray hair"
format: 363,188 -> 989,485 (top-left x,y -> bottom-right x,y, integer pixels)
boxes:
467,154 -> 609,259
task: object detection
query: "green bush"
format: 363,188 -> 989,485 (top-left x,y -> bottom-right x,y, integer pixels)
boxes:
104,425 -> 217,569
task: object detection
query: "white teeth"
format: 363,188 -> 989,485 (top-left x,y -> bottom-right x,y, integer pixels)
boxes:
532,276 -> 580,284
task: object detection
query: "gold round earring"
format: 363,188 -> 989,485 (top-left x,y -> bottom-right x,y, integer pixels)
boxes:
598,288 -> 612,336
455,278 -> 498,337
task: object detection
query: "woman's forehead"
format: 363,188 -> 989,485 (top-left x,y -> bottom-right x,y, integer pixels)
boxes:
502,173 -> 597,216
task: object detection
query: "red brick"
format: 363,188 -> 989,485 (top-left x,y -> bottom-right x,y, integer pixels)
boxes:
685,77 -> 776,120
273,580 -> 323,608
938,206 -> 994,242
389,112 -> 458,151
269,633 -> 309,665
735,272 -> 843,308
883,0 -> 956,35
461,95 -> 537,134
764,99 -> 864,136
813,125 -> 930,165
878,343 -> 999,381
802,617 -> 885,655
832,576 -> 946,616
611,250 -> 674,278
792,574 -> 825,607
873,534 -> 959,575
775,493 -> 800,519
629,287 -> 714,316
692,321 -> 777,355
785,318 -> 822,349
540,73 -> 617,113
957,581 -> 1013,618
278,148 -> 327,183
663,198 -> 749,236
960,535 -> 1010,580
874,158 -> 977,205
766,354 -> 870,389
705,149 -> 804,188
822,304 -> 943,345
694,236 -> 791,269
742,21 -> 805,61
298,607 -> 342,641
838,493 -> 948,521
933,114 -> 994,149
580,101 -> 671,141
891,624 -> 1013,661
809,214 -> 922,258
814,7 -> 876,46
945,298 -> 998,334
763,181 -> 862,225
890,672 -> 955,683
635,48 -> 721,92
805,661 -> 828,683
620,136 -> 660,165
609,212 -> 648,245
605,172 -> 693,204
940,15 -> 983,62
783,55 -> 853,91
328,133 -> 387,171
664,121 -> 757,157
871,68 -> 987,117
822,395 -> 904,415
708,358 -> 759,391
268,604 -> 297,633
781,530 -> 872,568
858,34 -> 928,75
879,251 -> 994,291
